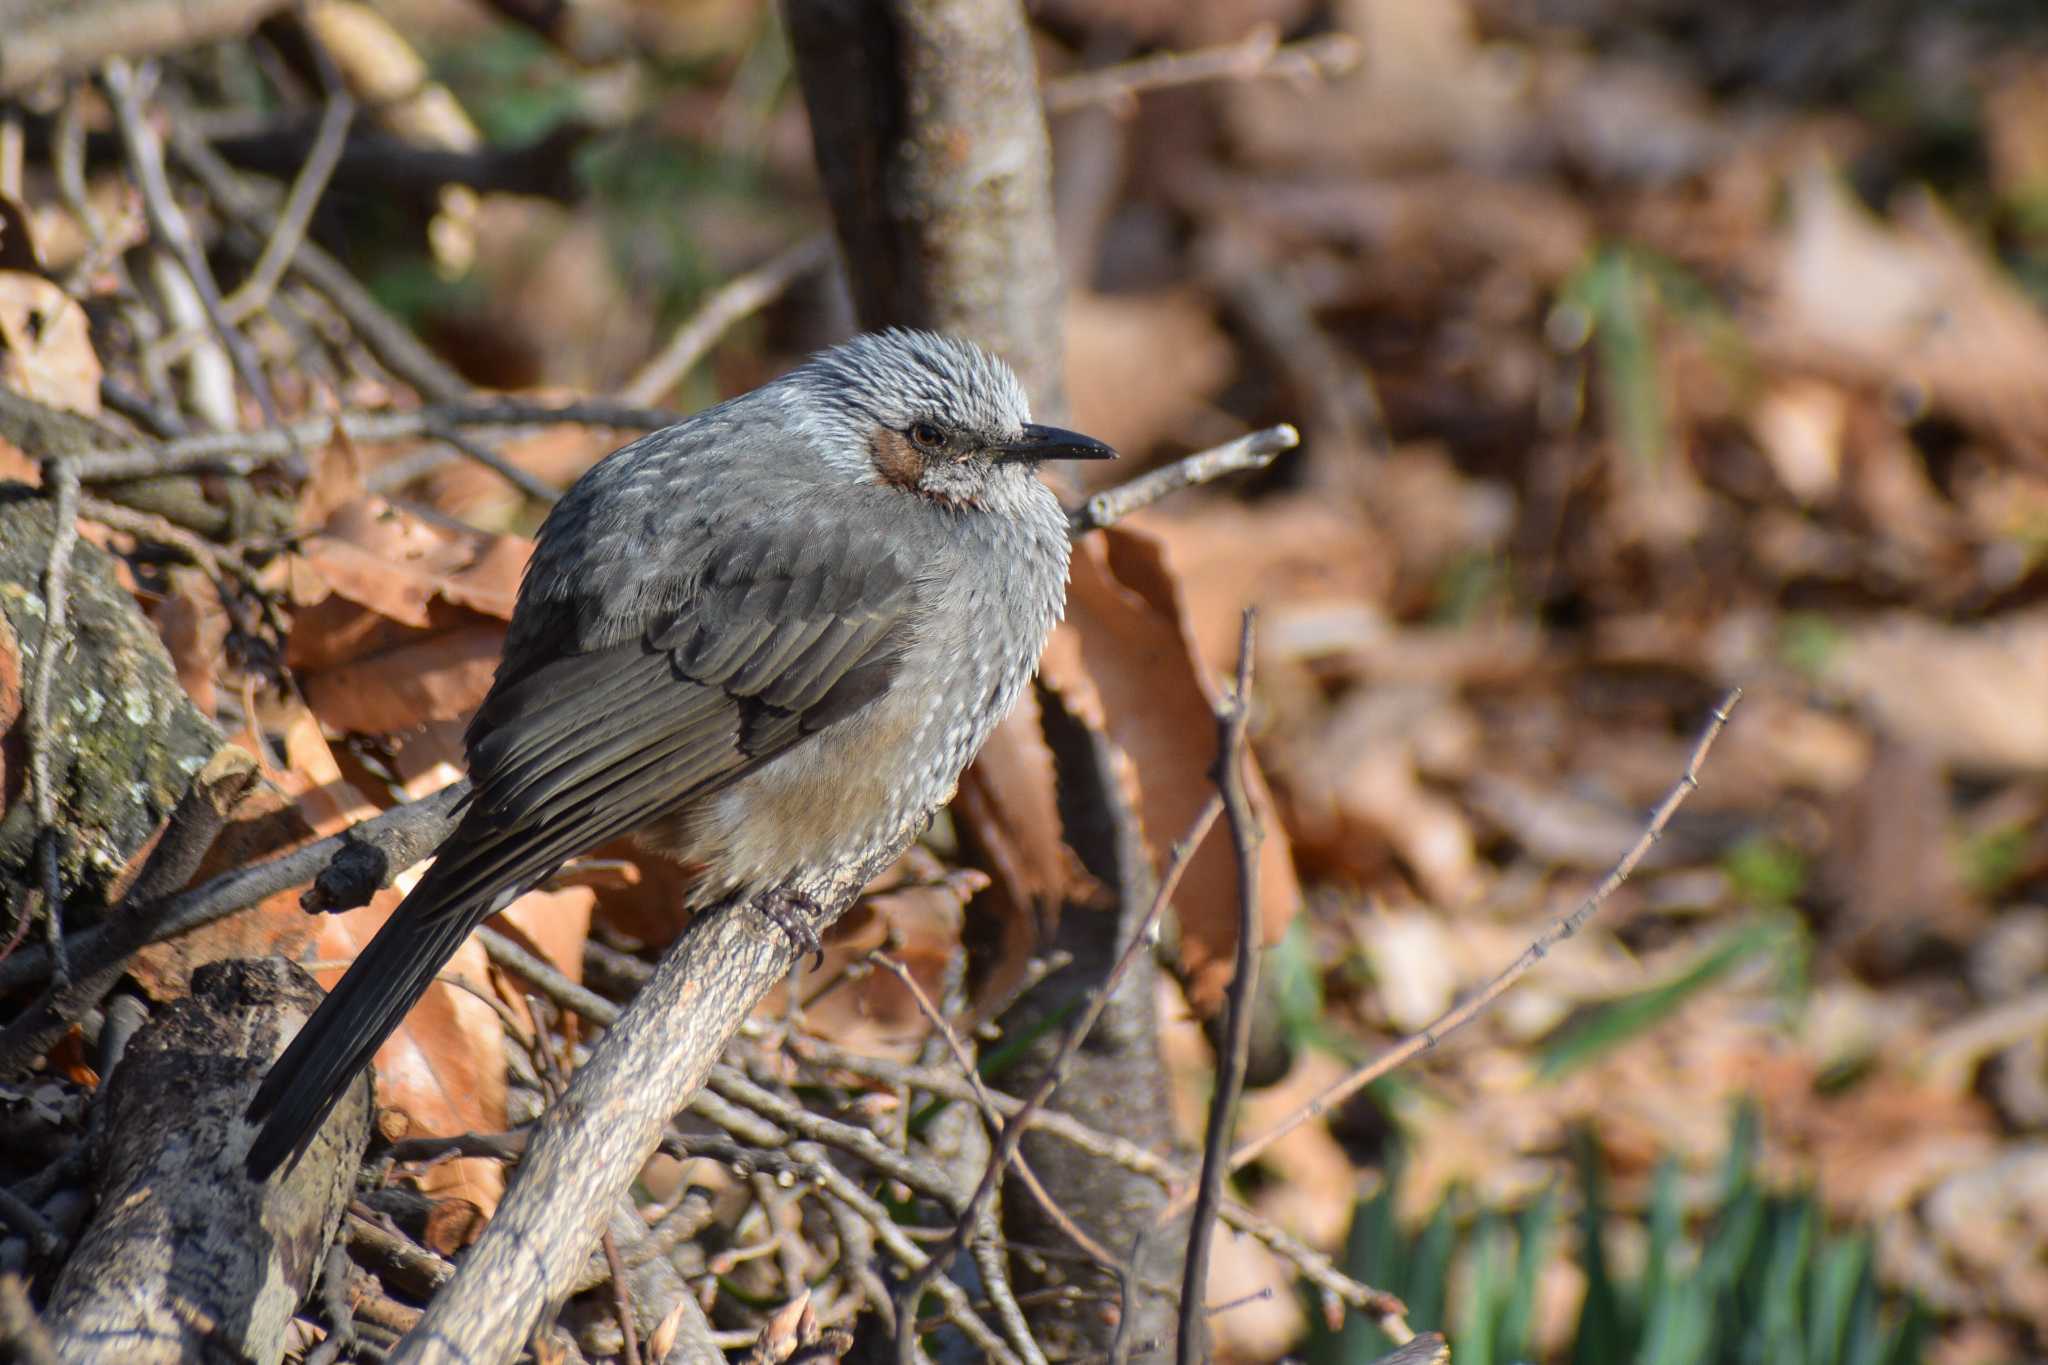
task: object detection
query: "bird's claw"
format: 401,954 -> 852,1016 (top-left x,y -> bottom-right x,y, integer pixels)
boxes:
756,890 -> 825,970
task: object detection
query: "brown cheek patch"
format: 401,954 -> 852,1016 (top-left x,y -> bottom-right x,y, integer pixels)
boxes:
869,428 -> 923,490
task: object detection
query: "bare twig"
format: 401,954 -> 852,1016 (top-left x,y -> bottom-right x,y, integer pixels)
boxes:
870,952 -> 1122,1274
0,1185 -> 57,1260
1069,425 -> 1297,534
103,59 -> 293,448
1183,688 -> 1745,1198
600,1228 -> 641,1365
1043,27 -> 1362,114
23,460 -> 81,983
0,780 -> 470,995
422,420 -> 565,505
68,397 -> 682,482
225,89 -> 354,323
621,233 -> 834,406
893,794 -> 1222,1364
1176,612 -> 1262,1365
76,493 -> 261,601
346,1209 -> 456,1299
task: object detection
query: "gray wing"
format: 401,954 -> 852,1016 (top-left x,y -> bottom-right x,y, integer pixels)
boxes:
242,507 -> 918,1179
463,510 -> 918,855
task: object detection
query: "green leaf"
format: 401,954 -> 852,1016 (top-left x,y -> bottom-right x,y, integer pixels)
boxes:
1538,915 -> 1801,1079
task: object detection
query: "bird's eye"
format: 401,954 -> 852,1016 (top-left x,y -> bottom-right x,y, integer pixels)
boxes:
907,421 -> 946,450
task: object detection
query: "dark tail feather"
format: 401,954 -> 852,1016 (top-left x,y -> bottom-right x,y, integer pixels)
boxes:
245,868 -> 501,1181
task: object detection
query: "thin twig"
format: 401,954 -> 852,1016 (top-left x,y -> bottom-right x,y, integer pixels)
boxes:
600,1228 -> 641,1365
0,1185 -> 57,1260
870,952 -> 1123,1274
68,397 -> 683,482
1069,425 -> 1297,534
24,460 -> 81,983
166,125 -> 474,404
423,421 -> 565,504
892,794 -> 1223,1364
76,493 -> 251,593
226,89 -> 354,323
1043,27 -> 1362,114
620,233 -> 833,406
0,781 -> 470,995
103,59 -> 293,449
1182,688 -> 1744,1200
1177,610 -> 1261,1365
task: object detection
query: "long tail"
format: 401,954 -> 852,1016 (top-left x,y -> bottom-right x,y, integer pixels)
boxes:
244,838 -> 522,1180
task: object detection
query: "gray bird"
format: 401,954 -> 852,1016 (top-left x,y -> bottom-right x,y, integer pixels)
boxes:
246,329 -> 1114,1178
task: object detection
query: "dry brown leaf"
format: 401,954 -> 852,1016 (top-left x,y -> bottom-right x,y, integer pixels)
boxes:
792,866 -> 989,1056
300,622 -> 505,734
1044,526 -> 1301,1012
1065,287 -> 1234,464
0,270 -> 101,415
422,419 -> 617,525
294,496 -> 528,629
1127,495 -> 1394,680
1820,611 -> 2048,775
298,430 -> 371,531
952,689 -> 1090,1006
289,498 -> 530,737
148,567 -> 230,716
1224,0 -> 1523,173
1757,165 -> 2048,461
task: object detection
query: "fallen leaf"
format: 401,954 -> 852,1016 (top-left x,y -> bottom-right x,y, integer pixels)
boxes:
1065,287 -> 1234,465
1757,165 -> 2048,461
1819,611 -> 2048,774
1045,526 -> 1301,1012
300,621 -> 505,734
0,270 -> 100,415
294,496 -> 528,631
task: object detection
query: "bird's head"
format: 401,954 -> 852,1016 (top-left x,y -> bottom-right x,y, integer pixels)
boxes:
782,329 -> 1116,510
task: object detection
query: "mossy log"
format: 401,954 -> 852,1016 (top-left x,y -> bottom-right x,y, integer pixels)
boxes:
0,485 -> 220,922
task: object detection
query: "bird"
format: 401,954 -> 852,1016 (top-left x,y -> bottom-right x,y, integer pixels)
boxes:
245,329 -> 1116,1179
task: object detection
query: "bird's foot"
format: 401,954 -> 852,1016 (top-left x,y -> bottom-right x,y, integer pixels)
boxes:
754,889 -> 825,970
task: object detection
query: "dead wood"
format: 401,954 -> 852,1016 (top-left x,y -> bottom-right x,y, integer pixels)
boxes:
42,957 -> 370,1364
389,838 -> 912,1363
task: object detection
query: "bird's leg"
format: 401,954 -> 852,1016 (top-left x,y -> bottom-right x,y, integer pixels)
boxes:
752,888 -> 824,969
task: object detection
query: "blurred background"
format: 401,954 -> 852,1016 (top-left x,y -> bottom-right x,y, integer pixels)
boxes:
4,0 -> 2048,1360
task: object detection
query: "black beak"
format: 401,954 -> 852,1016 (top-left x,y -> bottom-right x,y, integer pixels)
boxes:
992,423 -> 1119,465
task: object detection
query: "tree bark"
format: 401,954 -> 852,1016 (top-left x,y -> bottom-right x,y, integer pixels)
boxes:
0,488 -> 221,922
785,5 -> 1186,1357
783,0 -> 1068,416
42,957 -> 371,1364
391,838 -> 912,1364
